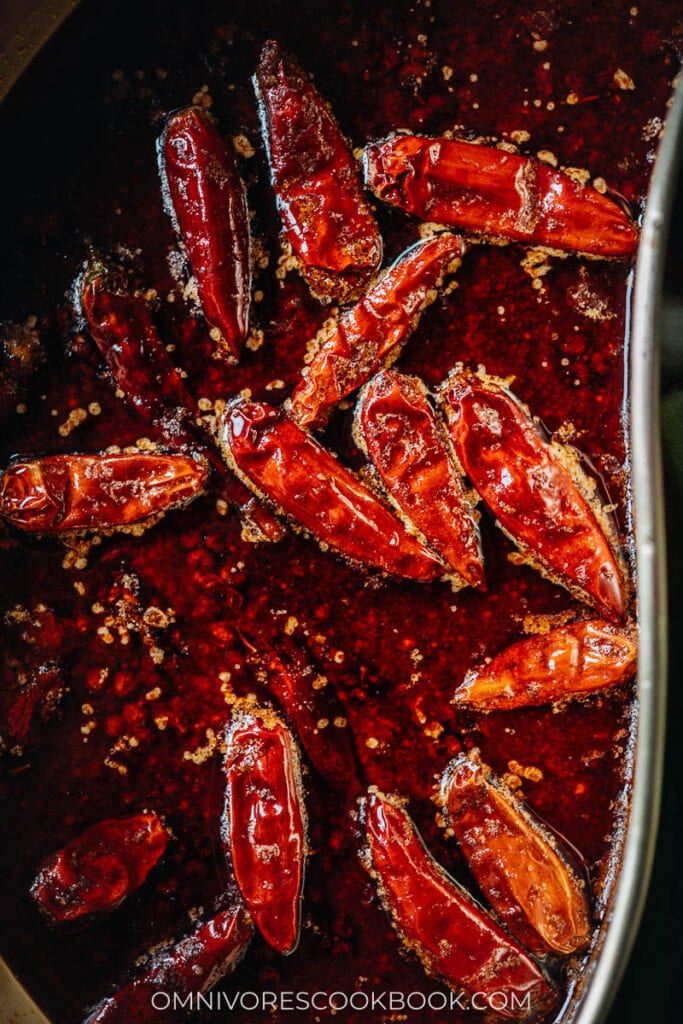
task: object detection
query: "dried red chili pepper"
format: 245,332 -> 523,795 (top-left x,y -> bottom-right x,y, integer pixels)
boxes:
79,258 -> 285,542
159,107 -> 251,360
360,789 -> 557,1019
439,751 -> 591,955
222,399 -> 446,581
453,618 -> 637,710
0,452 -> 208,532
79,258 -> 195,419
240,630 -> 363,797
254,40 -> 382,304
354,369 -> 484,589
31,813 -> 168,924
364,134 -> 638,257
84,903 -> 253,1024
440,372 -> 626,621
289,233 -> 464,429
222,706 -> 307,955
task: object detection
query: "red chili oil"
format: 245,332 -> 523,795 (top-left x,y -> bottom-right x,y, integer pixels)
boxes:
0,1 -> 680,1022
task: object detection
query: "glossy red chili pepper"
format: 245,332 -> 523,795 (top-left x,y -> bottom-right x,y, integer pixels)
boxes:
439,751 -> 591,955
79,258 -> 285,542
84,904 -> 253,1024
254,40 -> 382,304
453,618 -> 637,710
0,452 -> 208,532
30,813 -> 168,924
289,233 -> 464,429
222,399 -> 445,581
360,789 -> 558,1019
159,107 -> 251,360
440,372 -> 626,621
223,706 -> 307,955
354,369 -> 484,589
364,133 -> 638,257
240,630 -> 363,797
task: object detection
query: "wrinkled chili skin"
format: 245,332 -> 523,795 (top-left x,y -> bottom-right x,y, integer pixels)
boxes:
440,372 -> 626,622
159,107 -> 251,361
453,619 -> 638,711
355,369 -> 484,589
361,790 -> 558,1020
79,260 -> 195,420
254,40 -> 382,304
440,752 -> 591,956
83,904 -> 253,1024
290,233 -> 464,429
31,814 -> 168,925
221,398 -> 446,581
363,134 -> 638,257
0,452 -> 208,532
222,710 -> 306,955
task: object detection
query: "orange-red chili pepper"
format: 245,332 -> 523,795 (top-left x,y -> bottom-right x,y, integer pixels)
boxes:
0,452 -> 208,532
290,233 -> 464,429
439,751 -> 591,955
452,618 -> 637,710
364,133 -> 638,257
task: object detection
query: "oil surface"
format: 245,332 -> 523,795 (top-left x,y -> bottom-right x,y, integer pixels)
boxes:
0,1 -> 680,1022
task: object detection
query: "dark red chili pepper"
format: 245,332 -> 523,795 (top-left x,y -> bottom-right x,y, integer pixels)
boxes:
452,618 -> 637,710
84,903 -> 253,1024
79,258 -> 285,542
0,452 -> 208,532
222,706 -> 307,955
360,789 -> 558,1019
364,133 -> 638,257
354,369 -> 484,589
221,399 -> 446,581
254,40 -> 382,304
439,751 -> 591,955
79,258 -> 195,419
440,371 -> 626,621
289,233 -> 464,430
159,107 -> 251,361
31,813 -> 168,924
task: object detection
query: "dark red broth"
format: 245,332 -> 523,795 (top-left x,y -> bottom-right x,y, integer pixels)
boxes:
0,1 -> 680,1021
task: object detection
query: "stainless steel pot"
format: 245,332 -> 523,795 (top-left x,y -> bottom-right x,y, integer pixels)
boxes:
0,5 -> 680,1023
